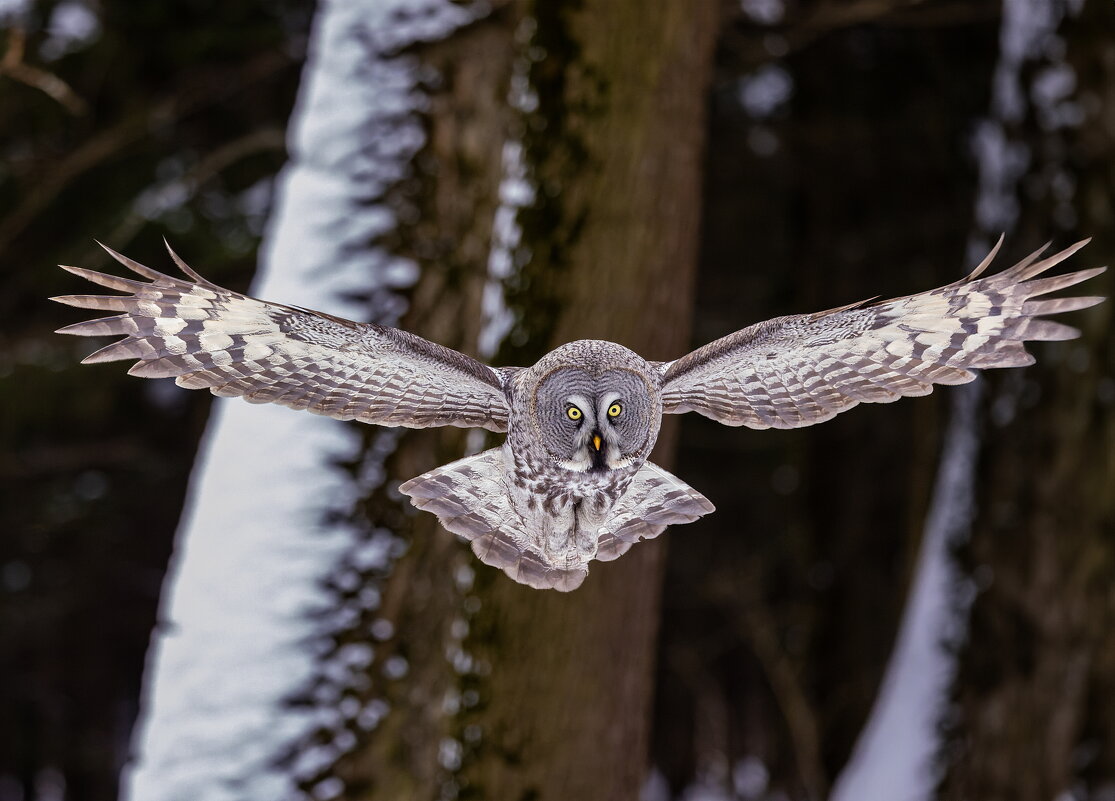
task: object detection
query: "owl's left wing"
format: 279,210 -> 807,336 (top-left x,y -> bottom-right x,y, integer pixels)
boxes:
660,239 -> 1105,430
53,243 -> 513,432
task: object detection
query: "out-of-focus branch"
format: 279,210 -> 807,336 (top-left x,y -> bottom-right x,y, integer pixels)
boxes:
721,0 -> 996,73
0,50 -> 291,254
1,27 -> 87,115
104,127 -> 287,249
734,599 -> 827,801
709,575 -> 828,801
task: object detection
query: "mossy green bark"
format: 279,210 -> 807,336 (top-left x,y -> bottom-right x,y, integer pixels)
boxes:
456,4 -> 719,800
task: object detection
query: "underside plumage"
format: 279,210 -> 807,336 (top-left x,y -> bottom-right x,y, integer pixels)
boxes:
659,238 -> 1105,429
399,448 -> 714,591
53,242 -> 513,431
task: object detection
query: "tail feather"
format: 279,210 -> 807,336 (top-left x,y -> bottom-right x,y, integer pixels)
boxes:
399,451 -> 714,590
399,448 -> 590,591
595,462 -> 714,562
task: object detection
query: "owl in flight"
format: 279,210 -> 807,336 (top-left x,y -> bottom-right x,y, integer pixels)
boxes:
54,239 -> 1104,590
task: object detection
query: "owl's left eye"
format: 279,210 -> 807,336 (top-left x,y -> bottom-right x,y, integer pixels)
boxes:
607,403 -> 622,419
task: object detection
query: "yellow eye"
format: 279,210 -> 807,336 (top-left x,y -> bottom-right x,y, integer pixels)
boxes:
566,406 -> 582,421
607,403 -> 622,418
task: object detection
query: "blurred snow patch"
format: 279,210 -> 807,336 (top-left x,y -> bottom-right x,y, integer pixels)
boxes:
0,0 -> 30,24
740,0 -> 784,25
41,0 -> 99,60
737,64 -> 792,119
479,139 -> 531,358
733,756 -> 770,799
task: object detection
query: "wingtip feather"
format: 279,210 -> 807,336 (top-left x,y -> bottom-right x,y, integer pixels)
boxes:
95,240 -> 170,282
55,316 -> 128,337
80,338 -> 151,364
1007,238 -> 1092,282
50,293 -> 131,311
1023,266 -> 1107,297
965,232 -> 1005,280
56,264 -> 144,293
163,237 -> 209,283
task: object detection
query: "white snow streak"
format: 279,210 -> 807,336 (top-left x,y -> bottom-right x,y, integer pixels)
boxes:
477,139 -> 531,360
828,381 -> 982,801
829,1 -> 1075,799
0,0 -> 30,23
120,1 -> 472,799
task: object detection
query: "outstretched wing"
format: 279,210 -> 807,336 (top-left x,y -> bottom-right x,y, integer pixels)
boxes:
661,239 -> 1105,430
53,243 -> 513,432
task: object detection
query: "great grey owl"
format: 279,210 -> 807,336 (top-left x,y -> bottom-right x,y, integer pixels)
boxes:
54,239 -> 1105,590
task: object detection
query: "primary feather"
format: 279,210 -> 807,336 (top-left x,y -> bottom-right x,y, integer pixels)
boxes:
660,238 -> 1106,429
53,242 -> 512,432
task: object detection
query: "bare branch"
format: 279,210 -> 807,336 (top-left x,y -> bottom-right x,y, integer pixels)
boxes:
103,127 -> 287,249
709,574 -> 829,801
0,27 -> 88,115
0,50 -> 290,253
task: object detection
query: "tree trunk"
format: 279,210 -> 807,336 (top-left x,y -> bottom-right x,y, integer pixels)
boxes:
938,2 -> 1115,796
326,3 -> 718,799
319,7 -> 522,798
455,3 -> 719,800
655,4 -> 1001,796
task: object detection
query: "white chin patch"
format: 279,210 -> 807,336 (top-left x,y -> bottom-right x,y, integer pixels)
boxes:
606,454 -> 636,470
558,455 -> 593,472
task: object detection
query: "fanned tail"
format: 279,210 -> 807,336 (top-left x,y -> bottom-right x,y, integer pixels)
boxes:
399,448 -> 589,591
399,452 -> 714,591
595,462 -> 714,562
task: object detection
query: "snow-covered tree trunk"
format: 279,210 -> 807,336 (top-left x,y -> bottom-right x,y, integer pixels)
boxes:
300,2 -> 719,798
120,2 -> 483,799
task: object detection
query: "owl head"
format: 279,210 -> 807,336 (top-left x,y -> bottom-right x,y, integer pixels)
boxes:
525,340 -> 662,473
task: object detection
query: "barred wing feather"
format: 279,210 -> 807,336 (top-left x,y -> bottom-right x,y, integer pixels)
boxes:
53,243 -> 512,432
660,239 -> 1105,430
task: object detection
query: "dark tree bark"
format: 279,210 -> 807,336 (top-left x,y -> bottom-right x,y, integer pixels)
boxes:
452,3 -> 720,800
939,2 -> 1115,797
656,3 -> 1002,797
0,4 -> 307,798
335,4 -> 719,799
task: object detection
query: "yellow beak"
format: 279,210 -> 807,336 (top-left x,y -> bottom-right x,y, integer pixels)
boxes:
592,434 -> 602,451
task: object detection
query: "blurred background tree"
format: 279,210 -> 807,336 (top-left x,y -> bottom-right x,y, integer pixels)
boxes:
1,1 -> 308,798
2,1 -> 1111,800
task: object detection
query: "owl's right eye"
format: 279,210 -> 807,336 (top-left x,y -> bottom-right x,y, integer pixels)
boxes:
566,406 -> 582,421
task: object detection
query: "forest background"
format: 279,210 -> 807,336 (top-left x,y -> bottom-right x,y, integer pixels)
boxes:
1,1 -> 1112,800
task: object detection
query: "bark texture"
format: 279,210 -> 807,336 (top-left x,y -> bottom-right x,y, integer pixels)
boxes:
455,3 -> 720,800
322,9 -> 521,798
655,4 -> 1001,796
939,2 -> 1115,796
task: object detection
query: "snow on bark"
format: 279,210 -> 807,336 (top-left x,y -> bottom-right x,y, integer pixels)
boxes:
120,2 -> 474,799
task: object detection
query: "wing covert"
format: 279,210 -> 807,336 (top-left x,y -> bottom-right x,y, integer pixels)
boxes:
661,238 -> 1105,430
53,243 -> 513,432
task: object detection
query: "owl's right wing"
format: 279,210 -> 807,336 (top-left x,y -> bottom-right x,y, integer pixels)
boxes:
53,243 -> 513,432
659,239 -> 1105,430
